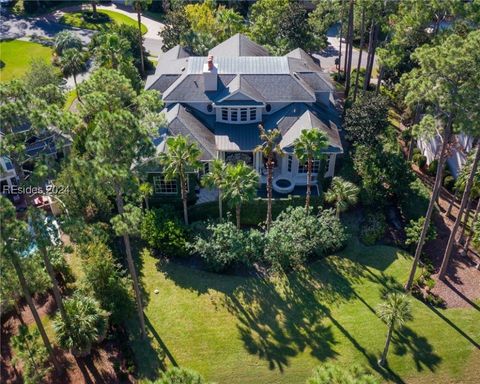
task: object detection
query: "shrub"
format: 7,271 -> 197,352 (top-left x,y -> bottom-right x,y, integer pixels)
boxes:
443,175 -> 455,190
412,148 -> 421,156
472,220 -> 480,250
405,217 -> 437,248
153,367 -> 207,384
190,220 -> 263,272
53,293 -> 109,357
413,153 -> 427,169
1,252 -> 51,313
12,326 -> 51,384
344,93 -> 389,147
399,178 -> 430,221
307,362 -> 379,384
426,159 -> 438,176
360,213 -> 387,245
140,208 -> 188,257
82,11 -> 111,23
48,246 -> 75,285
265,207 -> 346,270
80,242 -> 135,325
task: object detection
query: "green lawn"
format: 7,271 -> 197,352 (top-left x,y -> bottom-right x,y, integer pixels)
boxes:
0,40 -> 52,82
60,10 -> 147,34
131,225 -> 479,384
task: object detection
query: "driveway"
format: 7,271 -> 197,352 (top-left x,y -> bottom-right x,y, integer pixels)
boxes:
96,3 -> 164,56
314,24 -> 377,74
0,13 -> 95,44
1,3 -> 165,56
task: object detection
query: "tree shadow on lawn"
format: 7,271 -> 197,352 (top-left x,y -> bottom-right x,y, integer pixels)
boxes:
393,326 -> 442,373
158,255 -> 368,372
154,236 -> 414,378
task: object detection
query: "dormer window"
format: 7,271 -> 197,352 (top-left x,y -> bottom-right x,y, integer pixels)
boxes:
218,107 -> 260,123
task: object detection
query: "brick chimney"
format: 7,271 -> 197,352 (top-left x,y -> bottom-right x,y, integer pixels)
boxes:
203,55 -> 217,91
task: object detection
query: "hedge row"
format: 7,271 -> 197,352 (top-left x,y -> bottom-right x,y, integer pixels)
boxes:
189,195 -> 324,226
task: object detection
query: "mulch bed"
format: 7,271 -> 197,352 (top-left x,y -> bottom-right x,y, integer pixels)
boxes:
412,167 -> 480,309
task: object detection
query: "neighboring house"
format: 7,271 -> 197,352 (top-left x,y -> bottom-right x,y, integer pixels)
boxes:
145,33 -> 343,200
418,133 -> 474,178
0,156 -> 17,193
1,124 -> 71,210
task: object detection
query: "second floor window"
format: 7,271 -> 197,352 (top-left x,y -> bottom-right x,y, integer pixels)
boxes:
219,107 -> 259,123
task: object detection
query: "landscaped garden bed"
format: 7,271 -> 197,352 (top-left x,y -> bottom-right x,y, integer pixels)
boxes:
59,10 -> 147,34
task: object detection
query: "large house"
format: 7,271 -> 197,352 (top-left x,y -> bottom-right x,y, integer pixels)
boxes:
145,34 -> 342,200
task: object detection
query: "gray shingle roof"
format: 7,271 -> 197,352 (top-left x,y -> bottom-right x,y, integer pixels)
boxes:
264,103 -> 342,154
208,33 -> 270,57
163,104 -> 216,161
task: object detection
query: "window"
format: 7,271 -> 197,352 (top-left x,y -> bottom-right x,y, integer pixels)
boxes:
153,175 -> 177,194
219,107 -> 259,123
221,108 -> 228,121
250,108 -> 257,121
4,158 -> 13,170
199,161 -> 210,176
287,155 -> 293,172
298,160 -> 321,174
324,156 -> 331,174
240,108 -> 248,121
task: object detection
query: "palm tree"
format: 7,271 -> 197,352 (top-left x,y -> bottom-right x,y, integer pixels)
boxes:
0,197 -> 61,372
160,135 -> 202,225
223,162 -> 259,229
201,159 -> 227,219
139,181 -> 153,211
255,125 -> 284,231
293,129 -> 329,214
325,177 -> 359,218
439,144 -> 480,280
28,208 -> 68,324
53,293 -> 108,357
376,292 -> 413,367
94,33 -> 130,69
125,0 -> 151,75
54,31 -> 82,56
216,7 -> 244,40
60,48 -> 86,102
